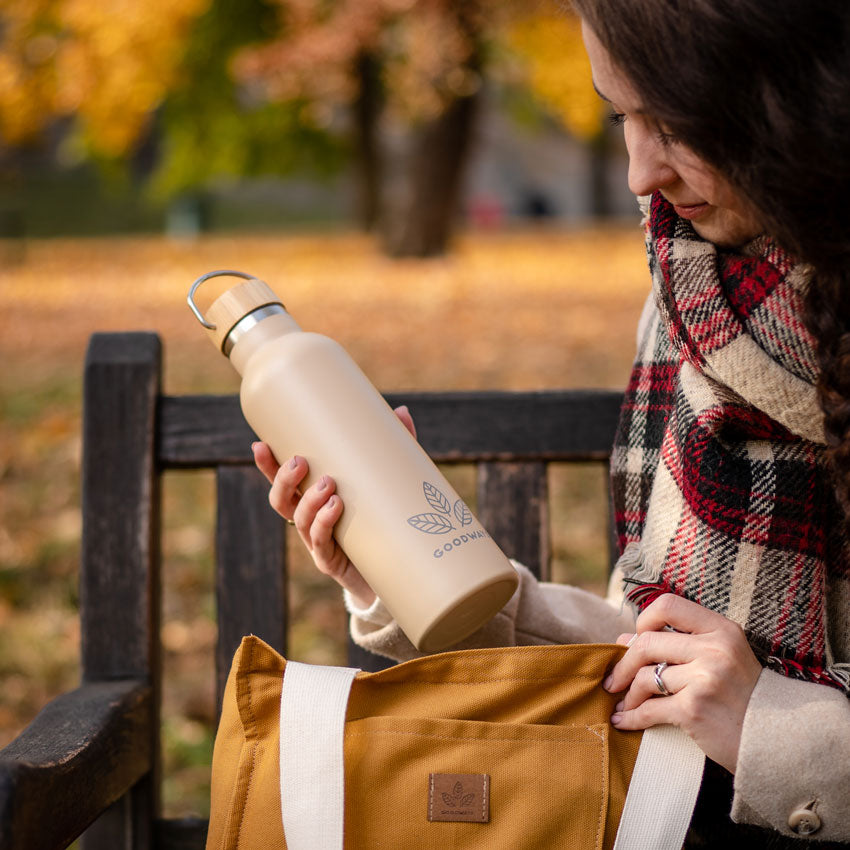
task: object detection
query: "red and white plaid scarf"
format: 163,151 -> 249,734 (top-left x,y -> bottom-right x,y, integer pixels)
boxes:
611,192 -> 850,693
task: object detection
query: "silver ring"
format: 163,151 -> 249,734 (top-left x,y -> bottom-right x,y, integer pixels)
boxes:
654,661 -> 671,696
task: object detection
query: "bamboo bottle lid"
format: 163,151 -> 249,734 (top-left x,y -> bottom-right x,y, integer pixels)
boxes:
204,279 -> 283,351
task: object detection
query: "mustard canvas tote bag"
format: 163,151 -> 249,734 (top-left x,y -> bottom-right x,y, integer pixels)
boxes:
207,636 -> 703,850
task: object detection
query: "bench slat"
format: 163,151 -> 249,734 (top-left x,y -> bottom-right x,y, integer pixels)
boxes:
215,466 -> 289,717
476,461 -> 550,580
82,333 -> 162,681
80,332 -> 163,849
158,390 -> 624,468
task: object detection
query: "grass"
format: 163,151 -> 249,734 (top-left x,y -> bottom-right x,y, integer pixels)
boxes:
0,222 -> 650,817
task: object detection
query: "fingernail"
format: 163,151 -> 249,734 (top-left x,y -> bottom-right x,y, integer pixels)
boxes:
317,475 -> 328,490
326,495 -> 337,509
614,700 -> 624,712
251,442 -> 259,452
288,456 -> 299,469
611,713 -> 623,726
603,675 -> 614,691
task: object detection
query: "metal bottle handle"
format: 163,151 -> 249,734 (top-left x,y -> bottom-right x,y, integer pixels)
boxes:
187,269 -> 257,330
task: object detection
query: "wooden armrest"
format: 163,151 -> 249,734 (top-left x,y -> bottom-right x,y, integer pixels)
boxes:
0,679 -> 152,850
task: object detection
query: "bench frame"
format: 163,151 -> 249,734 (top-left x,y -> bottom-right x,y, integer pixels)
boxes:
0,332 -> 623,850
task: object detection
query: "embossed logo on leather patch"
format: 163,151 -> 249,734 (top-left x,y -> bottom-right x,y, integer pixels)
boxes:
428,773 -> 489,823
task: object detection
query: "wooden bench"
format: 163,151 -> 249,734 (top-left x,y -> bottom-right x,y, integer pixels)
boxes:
0,331 -> 624,850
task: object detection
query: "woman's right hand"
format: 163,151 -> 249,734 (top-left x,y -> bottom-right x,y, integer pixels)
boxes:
252,405 -> 417,611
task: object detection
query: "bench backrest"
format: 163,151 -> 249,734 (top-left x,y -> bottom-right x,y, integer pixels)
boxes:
79,331 -> 623,849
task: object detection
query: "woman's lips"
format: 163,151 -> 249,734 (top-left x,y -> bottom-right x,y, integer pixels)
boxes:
673,202 -> 710,220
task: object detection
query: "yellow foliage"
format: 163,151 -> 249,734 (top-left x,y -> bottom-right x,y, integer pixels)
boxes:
0,0 -> 59,144
0,0 -> 209,155
0,0 -> 602,154
383,3 -> 480,121
236,0 -> 484,123
508,11 -> 604,142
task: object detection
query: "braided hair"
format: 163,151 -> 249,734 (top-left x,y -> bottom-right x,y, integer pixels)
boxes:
571,0 -> 850,517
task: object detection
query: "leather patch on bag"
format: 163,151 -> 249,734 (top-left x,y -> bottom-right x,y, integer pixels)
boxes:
428,773 -> 489,823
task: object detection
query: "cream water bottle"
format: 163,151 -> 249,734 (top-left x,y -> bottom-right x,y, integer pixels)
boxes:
188,270 -> 518,652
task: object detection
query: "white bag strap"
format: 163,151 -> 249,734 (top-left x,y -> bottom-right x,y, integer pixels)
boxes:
279,661 -> 360,850
279,662 -> 704,850
612,724 -> 705,849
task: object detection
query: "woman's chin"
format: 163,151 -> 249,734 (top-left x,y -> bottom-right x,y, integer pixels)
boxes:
690,209 -> 762,248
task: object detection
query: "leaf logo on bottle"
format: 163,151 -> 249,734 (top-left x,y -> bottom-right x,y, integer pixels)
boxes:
407,483 -> 489,559
408,482 -> 472,534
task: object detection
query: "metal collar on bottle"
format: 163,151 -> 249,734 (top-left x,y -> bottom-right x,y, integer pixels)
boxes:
222,303 -> 287,356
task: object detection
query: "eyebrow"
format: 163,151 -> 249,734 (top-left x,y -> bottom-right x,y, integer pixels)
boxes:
592,80 -> 649,115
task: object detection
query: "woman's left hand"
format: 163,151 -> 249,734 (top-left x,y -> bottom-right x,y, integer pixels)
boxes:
603,593 -> 763,773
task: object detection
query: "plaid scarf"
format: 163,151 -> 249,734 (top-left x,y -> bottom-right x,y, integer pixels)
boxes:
610,192 -> 850,694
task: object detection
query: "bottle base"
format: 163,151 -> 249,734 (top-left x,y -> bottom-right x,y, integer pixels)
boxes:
415,575 -> 519,654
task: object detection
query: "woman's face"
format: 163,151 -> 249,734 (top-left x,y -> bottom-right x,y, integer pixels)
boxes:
582,22 -> 762,247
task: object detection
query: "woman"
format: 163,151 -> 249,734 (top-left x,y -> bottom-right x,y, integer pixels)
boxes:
254,1 -> 850,844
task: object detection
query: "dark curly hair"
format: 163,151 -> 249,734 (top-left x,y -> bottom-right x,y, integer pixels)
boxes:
571,0 -> 850,518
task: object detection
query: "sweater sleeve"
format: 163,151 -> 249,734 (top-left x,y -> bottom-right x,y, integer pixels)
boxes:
346,560 -> 637,662
731,669 -> 850,841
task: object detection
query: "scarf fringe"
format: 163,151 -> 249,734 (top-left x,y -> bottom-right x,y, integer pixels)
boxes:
765,658 -> 850,695
615,542 -> 658,582
623,580 -> 670,610
616,542 -> 671,610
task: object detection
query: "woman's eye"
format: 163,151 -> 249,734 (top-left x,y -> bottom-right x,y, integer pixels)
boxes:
607,109 -> 679,147
655,124 -> 679,147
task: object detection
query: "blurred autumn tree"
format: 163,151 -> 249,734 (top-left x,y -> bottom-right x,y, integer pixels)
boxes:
507,10 -> 614,216
234,1 -> 607,254
235,0 -> 495,255
150,0 -> 347,201
0,0 -> 206,159
0,0 -> 608,253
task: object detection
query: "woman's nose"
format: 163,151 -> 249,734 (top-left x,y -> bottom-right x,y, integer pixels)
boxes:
626,128 -> 678,196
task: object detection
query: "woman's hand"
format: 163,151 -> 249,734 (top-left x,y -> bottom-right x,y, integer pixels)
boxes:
252,405 -> 417,611
602,593 -> 762,773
